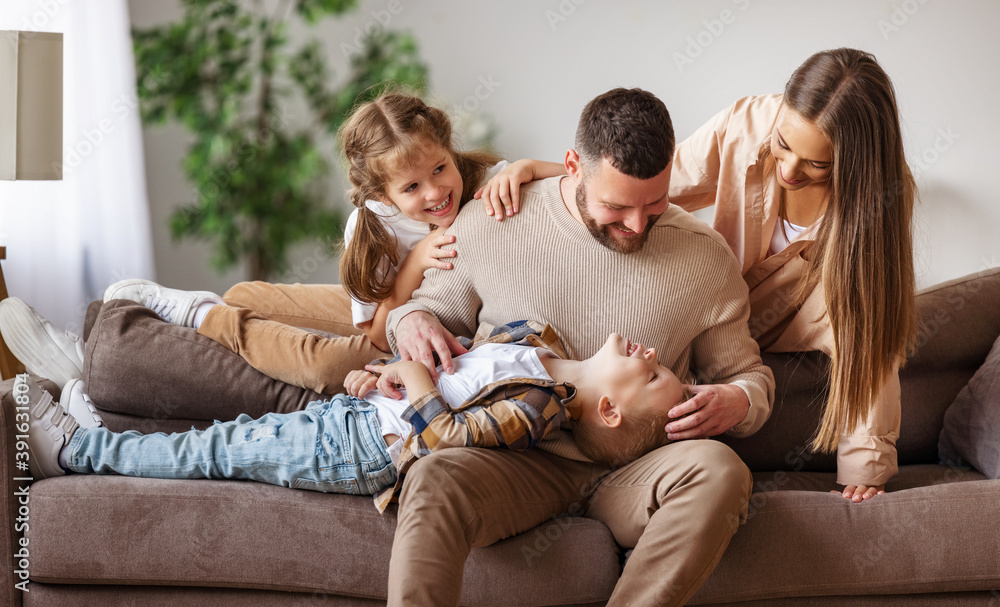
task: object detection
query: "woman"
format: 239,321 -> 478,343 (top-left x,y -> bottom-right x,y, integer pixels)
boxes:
669,48 -> 917,502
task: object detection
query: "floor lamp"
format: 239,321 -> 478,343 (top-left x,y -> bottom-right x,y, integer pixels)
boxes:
0,30 -> 63,380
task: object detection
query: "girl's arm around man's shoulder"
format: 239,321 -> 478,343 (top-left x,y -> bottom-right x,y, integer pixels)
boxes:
476,159 -> 566,220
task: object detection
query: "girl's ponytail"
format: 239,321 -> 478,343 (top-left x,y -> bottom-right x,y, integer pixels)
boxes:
339,199 -> 398,305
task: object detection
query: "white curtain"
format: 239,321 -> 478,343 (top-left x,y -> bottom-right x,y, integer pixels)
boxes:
0,0 -> 154,335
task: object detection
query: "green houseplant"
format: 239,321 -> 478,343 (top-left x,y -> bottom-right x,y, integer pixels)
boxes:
132,0 -> 428,281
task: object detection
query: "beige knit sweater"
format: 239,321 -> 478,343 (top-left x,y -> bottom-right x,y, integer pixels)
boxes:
387,176 -> 774,458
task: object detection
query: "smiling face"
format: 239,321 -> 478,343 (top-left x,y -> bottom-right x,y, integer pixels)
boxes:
574,157 -> 670,254
382,141 -> 464,227
571,332 -> 685,466
770,105 -> 834,192
587,333 -> 685,416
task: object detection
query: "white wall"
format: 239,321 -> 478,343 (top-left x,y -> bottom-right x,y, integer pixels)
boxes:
1,1 -> 155,331
129,0 -> 1000,294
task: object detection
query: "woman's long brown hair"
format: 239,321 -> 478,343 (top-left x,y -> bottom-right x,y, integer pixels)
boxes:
338,92 -> 500,305
772,48 -> 917,453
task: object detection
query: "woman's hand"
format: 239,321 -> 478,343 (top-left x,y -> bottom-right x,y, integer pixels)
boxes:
476,161 -> 533,220
831,484 -> 886,502
344,368 -> 379,398
411,227 -> 457,272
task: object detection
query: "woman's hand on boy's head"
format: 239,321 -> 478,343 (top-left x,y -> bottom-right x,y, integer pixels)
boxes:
664,383 -> 750,440
831,484 -> 886,503
475,162 -> 531,220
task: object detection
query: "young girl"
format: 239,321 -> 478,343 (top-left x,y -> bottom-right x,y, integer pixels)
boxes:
668,48 -> 917,502
96,92 -> 563,394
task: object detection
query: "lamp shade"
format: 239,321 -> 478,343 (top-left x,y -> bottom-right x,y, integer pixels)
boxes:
0,30 -> 63,180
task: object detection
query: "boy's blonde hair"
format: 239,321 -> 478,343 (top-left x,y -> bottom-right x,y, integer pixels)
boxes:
338,91 -> 501,305
572,388 -> 692,468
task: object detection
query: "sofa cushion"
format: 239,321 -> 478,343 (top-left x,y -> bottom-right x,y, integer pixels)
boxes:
939,333 -> 1000,478
750,464 -> 986,495
689,478 -> 1000,604
26,475 -> 620,606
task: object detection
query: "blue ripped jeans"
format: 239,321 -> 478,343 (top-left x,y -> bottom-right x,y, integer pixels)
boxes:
65,394 -> 397,495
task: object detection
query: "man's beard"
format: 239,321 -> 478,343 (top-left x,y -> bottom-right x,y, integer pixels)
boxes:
576,181 -> 657,254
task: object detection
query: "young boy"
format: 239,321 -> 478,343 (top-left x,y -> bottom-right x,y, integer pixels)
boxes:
22,320 -> 688,512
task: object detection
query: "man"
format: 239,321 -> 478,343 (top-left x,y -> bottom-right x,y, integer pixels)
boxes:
382,88 -> 774,606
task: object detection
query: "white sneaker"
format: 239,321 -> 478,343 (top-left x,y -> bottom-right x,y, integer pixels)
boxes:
61,379 -> 104,429
19,375 -> 78,479
104,279 -> 224,328
0,298 -> 84,389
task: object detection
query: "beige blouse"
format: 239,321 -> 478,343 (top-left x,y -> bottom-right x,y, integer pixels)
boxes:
669,94 -> 900,487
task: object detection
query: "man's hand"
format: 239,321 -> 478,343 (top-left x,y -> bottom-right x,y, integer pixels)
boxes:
394,311 -> 468,381
664,384 -> 750,440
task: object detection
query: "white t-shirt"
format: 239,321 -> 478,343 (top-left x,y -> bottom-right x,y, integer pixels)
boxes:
343,160 -> 510,327
364,342 -> 553,445
769,217 -> 810,254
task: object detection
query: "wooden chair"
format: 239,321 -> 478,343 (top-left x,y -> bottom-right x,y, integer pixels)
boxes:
0,247 -> 27,380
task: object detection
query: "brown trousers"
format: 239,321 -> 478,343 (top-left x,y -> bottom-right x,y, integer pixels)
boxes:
389,439 -> 752,606
197,282 -> 387,394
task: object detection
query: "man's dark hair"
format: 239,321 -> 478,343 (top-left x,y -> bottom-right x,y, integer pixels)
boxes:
575,88 -> 675,180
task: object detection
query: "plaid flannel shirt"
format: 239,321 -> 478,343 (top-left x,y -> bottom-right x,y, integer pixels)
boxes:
372,320 -> 581,512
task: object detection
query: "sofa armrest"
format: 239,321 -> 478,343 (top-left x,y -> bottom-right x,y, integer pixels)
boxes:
1,376 -> 59,606
2,377 -> 25,607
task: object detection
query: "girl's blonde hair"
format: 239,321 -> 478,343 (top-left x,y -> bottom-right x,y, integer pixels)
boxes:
762,48 -> 917,453
338,92 -> 501,305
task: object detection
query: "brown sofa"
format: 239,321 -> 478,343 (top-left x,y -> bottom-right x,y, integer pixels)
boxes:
3,267 -> 1000,606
